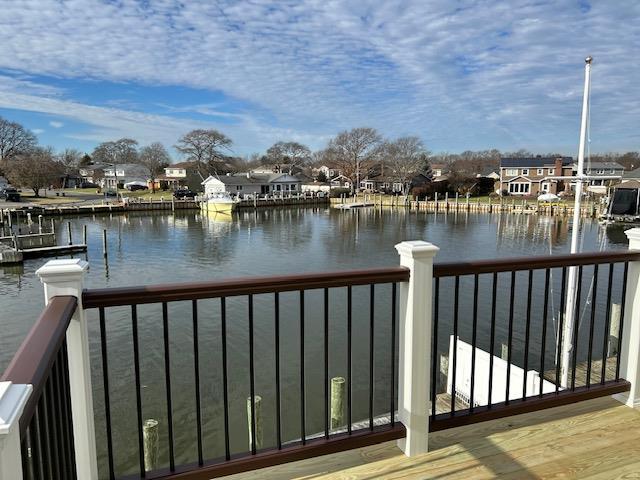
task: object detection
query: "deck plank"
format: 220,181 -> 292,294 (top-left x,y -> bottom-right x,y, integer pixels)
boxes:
226,397 -> 640,480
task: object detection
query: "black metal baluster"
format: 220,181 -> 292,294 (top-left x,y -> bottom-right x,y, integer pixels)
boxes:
451,276 -> 460,414
53,354 -> 70,478
523,270 -> 533,399
347,286 -> 352,434
390,282 -> 396,426
555,267 -> 567,392
191,301 -> 203,465
431,278 -> 440,418
221,297 -> 231,460
99,307 -> 115,479
539,269 -> 550,397
323,288 -> 329,438
131,305 -> 145,476
162,302 -> 175,471
33,405 -> 46,480
586,265 -> 598,386
470,274 -> 479,411
571,267 -> 583,391
46,365 -> 61,479
40,388 -> 54,480
488,272 -> 498,408
22,426 -> 35,480
275,292 -> 282,448
601,264 -> 614,384
369,284 -> 375,430
299,291 -> 306,444
616,262 -> 629,380
505,272 -> 516,404
248,295 -> 257,454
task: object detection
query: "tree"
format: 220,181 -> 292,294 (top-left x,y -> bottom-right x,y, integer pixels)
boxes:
79,153 -> 92,167
174,129 -> 232,179
265,141 -> 311,173
0,117 -> 37,169
7,147 -> 63,196
381,136 -> 430,195
92,138 -> 139,165
139,142 -> 171,192
323,127 -> 383,193
57,148 -> 83,171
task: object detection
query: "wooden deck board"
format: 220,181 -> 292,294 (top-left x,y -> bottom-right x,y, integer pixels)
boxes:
226,397 -> 640,480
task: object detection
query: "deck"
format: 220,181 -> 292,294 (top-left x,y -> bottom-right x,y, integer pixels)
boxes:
227,397 -> 640,479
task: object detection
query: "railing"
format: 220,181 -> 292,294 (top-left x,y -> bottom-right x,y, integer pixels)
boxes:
2,235 -> 640,480
430,251 -> 637,431
1,296 -> 78,479
82,267 -> 409,479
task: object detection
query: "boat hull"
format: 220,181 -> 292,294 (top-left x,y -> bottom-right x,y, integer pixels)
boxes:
204,201 -> 236,213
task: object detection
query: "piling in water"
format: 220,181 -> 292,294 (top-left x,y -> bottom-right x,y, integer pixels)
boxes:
67,222 -> 72,245
143,419 -> 159,471
330,376 -> 346,430
247,395 -> 263,450
102,229 -> 108,257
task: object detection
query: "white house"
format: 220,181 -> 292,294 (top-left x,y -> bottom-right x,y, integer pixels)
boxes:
202,172 -> 303,197
102,164 -> 151,189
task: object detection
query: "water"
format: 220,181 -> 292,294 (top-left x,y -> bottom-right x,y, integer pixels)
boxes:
0,207 -> 632,477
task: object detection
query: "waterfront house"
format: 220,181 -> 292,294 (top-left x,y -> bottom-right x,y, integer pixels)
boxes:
621,167 -> 640,184
152,161 -> 201,191
202,172 -> 303,197
499,156 -> 574,196
102,163 -> 151,189
431,163 -> 449,181
584,161 -> 625,194
78,163 -> 109,184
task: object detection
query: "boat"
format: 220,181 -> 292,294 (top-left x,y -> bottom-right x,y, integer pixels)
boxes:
203,192 -> 238,214
600,180 -> 640,223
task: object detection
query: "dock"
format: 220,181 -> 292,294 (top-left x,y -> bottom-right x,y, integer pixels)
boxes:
20,244 -> 87,259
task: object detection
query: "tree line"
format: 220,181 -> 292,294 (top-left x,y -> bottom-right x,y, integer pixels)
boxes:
1,114 -> 638,196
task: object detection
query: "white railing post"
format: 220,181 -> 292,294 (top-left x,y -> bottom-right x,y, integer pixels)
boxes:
0,382 -> 32,480
615,228 -> 640,409
395,240 -> 439,456
36,259 -> 98,479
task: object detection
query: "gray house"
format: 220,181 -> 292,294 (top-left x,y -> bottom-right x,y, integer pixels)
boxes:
202,172 -> 302,197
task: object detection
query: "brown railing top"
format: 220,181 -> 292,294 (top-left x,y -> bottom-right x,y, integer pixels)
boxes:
82,267 -> 410,309
1,296 -> 77,428
433,250 -> 640,278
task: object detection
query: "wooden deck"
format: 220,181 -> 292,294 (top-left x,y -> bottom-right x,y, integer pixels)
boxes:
227,396 -> 640,479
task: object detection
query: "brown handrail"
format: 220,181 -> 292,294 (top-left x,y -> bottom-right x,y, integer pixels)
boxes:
82,267 -> 410,308
1,296 -> 77,429
434,250 -> 640,278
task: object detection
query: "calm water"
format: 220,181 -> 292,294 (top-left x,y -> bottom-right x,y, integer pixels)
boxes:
0,207 -> 632,477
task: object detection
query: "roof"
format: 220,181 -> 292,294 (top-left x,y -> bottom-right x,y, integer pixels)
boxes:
104,163 -> 150,175
586,162 -> 625,170
623,167 -> 640,179
500,157 -> 573,168
167,161 -> 198,169
202,173 -> 303,185
617,180 -> 640,189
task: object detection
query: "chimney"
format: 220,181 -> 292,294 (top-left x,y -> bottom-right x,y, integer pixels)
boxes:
554,158 -> 563,176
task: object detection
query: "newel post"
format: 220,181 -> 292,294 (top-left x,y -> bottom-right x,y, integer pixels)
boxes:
36,259 -> 98,479
0,382 -> 32,480
616,228 -> 640,408
395,240 -> 439,456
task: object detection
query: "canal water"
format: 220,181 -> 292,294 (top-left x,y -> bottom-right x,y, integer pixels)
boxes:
0,207 -> 632,477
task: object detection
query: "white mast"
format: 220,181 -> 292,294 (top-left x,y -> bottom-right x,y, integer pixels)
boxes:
561,56 -> 592,387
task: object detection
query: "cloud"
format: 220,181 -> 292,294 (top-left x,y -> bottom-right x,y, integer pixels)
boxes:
49,120 -> 64,128
0,0 -> 638,152
32,128 -> 44,134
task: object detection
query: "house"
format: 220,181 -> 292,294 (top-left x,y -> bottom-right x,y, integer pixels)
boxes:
252,164 -> 303,175
499,157 -> 574,196
202,172 -> 303,197
584,161 -> 624,194
621,167 -> 640,184
78,163 -> 109,184
153,161 -> 201,191
102,164 -> 151,189
430,163 -> 449,181
315,165 -> 343,180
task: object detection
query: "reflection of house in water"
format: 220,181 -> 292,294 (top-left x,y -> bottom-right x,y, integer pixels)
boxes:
497,214 -> 569,249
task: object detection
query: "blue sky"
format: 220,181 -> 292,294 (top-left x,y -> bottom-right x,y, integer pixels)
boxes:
0,0 -> 638,160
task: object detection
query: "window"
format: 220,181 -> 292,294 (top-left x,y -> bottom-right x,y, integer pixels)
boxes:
521,168 -> 529,175
541,182 -> 550,192
505,169 -> 518,176
596,169 -> 605,175
236,185 -> 243,190
276,184 -> 281,191
610,169 -> 615,174
291,184 -> 296,190
508,182 -> 530,194
548,168 -> 554,175
537,168 -> 544,175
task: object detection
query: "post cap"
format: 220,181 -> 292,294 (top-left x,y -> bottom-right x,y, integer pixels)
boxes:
625,227 -> 640,247
36,258 -> 89,279
395,240 -> 439,259
0,382 -> 32,435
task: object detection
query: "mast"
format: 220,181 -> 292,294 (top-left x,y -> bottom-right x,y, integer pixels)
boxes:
561,56 -> 592,387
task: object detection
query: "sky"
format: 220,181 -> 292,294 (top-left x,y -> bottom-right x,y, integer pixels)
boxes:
0,0 -> 638,160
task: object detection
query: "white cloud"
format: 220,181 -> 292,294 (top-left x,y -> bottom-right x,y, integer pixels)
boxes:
0,0 -> 638,152
32,128 -> 44,134
49,120 -> 64,128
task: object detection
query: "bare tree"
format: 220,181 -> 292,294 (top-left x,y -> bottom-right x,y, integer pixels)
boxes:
265,141 -> 311,173
382,136 -> 430,195
57,148 -> 83,171
175,129 -> 232,179
7,147 -> 63,196
139,142 -> 171,192
0,117 -> 37,168
324,127 -> 382,193
92,138 -> 139,165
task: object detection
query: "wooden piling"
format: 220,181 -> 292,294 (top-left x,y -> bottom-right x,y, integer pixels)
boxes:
143,419 -> 159,471
38,215 -> 43,234
83,224 -> 87,245
501,343 -> 509,361
102,229 -> 108,257
608,303 -> 621,356
330,376 -> 346,429
247,395 -> 263,450
50,219 -> 55,234
67,221 -> 72,245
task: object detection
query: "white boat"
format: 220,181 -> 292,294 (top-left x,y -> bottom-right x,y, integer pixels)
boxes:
204,193 -> 238,214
